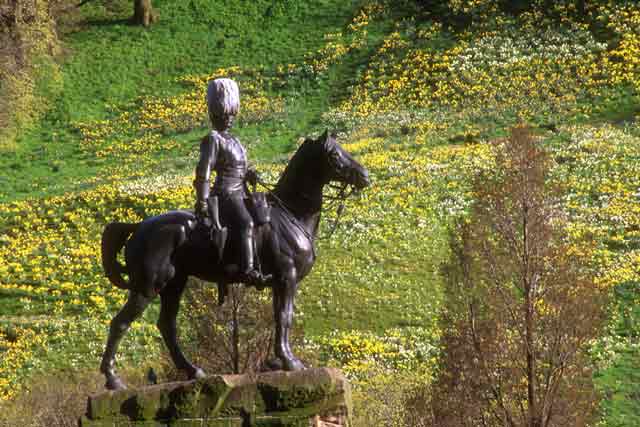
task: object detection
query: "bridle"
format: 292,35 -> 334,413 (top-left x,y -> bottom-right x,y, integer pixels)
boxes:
255,178 -> 358,243
323,182 -> 357,239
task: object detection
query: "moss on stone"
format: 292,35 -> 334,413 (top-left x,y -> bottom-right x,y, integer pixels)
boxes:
169,420 -> 203,427
170,382 -> 204,419
131,386 -> 173,420
82,368 -> 350,427
216,377 -> 257,418
196,376 -> 235,418
203,418 -> 243,427
88,389 -> 137,420
78,415 -> 115,427
258,383 -> 333,412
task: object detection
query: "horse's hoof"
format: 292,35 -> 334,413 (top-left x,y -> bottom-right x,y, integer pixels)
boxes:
188,367 -> 207,380
105,376 -> 128,391
283,357 -> 305,371
262,358 -> 284,371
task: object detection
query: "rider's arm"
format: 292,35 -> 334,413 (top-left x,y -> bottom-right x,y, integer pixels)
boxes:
194,133 -> 217,216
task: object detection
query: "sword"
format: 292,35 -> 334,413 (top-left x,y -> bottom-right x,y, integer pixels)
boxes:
207,196 -> 228,261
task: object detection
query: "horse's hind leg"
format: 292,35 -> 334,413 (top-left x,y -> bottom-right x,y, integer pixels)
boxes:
100,291 -> 153,390
158,276 -> 206,380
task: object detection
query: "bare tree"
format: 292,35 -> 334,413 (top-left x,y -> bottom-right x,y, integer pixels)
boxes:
178,281 -> 275,375
433,126 -> 606,427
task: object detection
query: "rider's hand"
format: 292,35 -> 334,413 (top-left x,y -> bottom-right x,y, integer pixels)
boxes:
246,167 -> 260,187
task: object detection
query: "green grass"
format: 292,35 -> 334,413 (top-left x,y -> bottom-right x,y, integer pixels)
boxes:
596,346 -> 640,426
0,0 -> 360,202
1,0 -> 444,395
300,225 -> 446,336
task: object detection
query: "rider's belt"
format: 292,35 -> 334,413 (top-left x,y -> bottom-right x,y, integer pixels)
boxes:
213,175 -> 245,194
214,166 -> 246,178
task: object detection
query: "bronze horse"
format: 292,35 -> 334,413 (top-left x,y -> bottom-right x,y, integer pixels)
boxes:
99,131 -> 370,390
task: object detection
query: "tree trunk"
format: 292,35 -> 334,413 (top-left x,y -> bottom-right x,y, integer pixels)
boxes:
133,0 -> 157,27
232,301 -> 240,374
576,0 -> 586,17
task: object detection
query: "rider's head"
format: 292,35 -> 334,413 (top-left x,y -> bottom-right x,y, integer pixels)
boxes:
207,78 -> 239,131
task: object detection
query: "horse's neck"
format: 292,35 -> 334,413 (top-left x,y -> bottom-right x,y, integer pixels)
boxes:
274,175 -> 324,239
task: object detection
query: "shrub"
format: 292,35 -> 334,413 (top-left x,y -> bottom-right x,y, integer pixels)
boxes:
0,0 -> 62,151
0,368 -> 146,427
351,365 -> 434,427
175,280 -> 277,376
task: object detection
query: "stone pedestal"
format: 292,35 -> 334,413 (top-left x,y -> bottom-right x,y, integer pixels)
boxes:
79,368 -> 351,427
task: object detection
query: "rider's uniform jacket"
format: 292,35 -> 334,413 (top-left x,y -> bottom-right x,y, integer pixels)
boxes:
197,130 -> 248,197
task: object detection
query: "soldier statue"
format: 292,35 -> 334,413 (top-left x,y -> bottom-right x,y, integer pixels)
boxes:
99,77 -> 370,387
193,78 -> 269,285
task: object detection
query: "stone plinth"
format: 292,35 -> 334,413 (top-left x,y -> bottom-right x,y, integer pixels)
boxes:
79,368 -> 351,427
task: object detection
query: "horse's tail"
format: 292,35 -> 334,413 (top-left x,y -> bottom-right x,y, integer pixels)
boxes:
101,222 -> 139,290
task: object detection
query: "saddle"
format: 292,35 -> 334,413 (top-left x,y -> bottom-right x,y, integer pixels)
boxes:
191,193 -> 272,256
247,192 -> 271,226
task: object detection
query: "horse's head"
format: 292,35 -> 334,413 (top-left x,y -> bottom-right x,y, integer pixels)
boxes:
314,130 -> 370,190
275,131 -> 370,206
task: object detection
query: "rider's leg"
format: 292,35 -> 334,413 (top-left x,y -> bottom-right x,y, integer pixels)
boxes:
240,224 -> 256,274
225,195 -> 253,272
226,195 -> 269,284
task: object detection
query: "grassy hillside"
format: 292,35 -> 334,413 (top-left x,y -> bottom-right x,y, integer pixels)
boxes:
0,0 -> 365,201
2,0 -> 640,424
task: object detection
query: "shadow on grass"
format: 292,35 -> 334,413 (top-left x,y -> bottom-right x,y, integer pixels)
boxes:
85,17 -> 134,27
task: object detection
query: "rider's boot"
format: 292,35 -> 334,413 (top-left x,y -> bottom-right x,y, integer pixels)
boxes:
240,227 -> 271,287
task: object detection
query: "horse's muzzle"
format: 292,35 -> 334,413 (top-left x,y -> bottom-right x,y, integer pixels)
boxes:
354,169 -> 370,189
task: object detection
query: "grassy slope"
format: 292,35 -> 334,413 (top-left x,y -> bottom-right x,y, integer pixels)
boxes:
596,348 -> 640,427
0,0 -> 357,201
1,0 -> 445,395
0,0 -> 381,397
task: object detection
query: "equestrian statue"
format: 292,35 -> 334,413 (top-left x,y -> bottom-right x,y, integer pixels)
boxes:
98,78 -> 370,390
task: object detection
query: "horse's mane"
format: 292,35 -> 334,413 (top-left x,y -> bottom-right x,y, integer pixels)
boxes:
274,138 -> 325,194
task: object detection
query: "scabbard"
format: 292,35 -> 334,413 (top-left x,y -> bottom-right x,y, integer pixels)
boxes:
207,196 -> 223,230
207,196 -> 227,261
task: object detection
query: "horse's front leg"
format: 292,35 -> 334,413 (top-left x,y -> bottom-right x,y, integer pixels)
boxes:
273,267 -> 305,371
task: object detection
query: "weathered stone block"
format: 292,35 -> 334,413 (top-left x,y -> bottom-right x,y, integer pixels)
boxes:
169,420 -> 203,427
253,415 -> 308,427
203,418 -> 242,427
171,376 -> 234,419
119,422 -> 169,427
87,389 -> 137,420
78,416 -> 115,427
81,368 -> 350,427
256,369 -> 351,419
130,384 -> 174,420
215,375 -> 258,418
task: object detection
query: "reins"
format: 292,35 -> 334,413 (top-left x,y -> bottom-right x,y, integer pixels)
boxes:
323,182 -> 355,239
